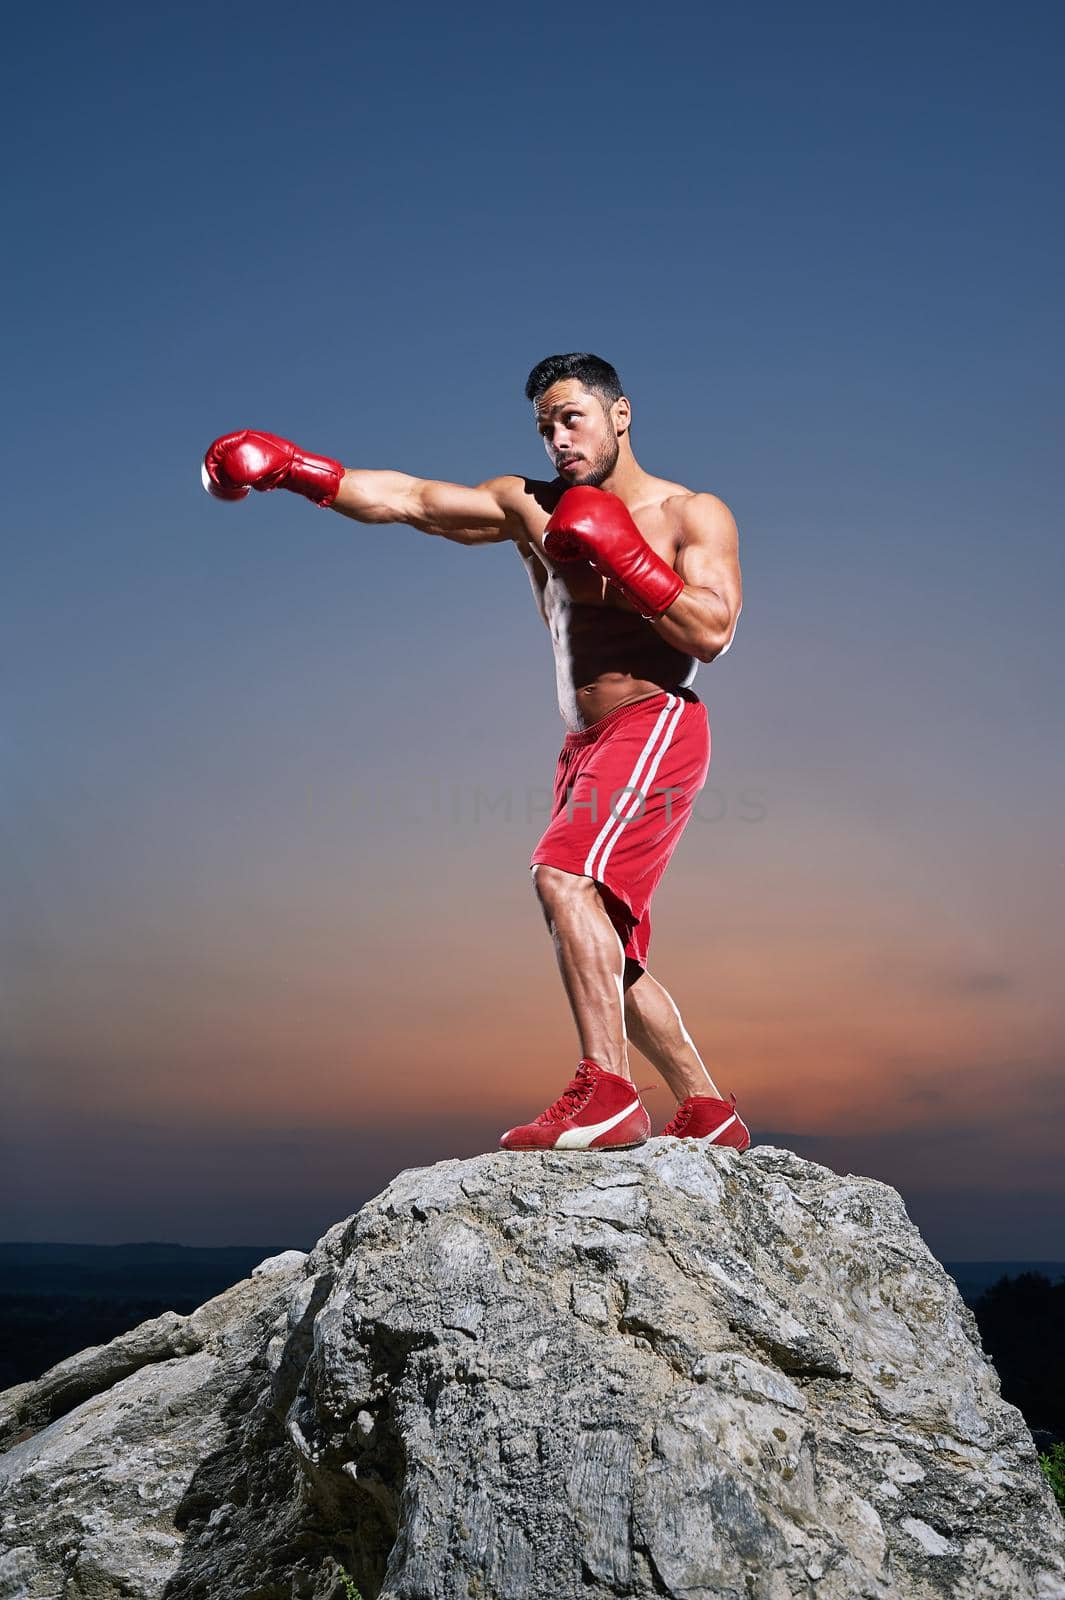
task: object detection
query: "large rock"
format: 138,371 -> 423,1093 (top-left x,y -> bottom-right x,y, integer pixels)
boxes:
1,1144 -> 1062,1600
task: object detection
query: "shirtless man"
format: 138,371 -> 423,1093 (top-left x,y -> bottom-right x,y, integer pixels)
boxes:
201,351 -> 751,1154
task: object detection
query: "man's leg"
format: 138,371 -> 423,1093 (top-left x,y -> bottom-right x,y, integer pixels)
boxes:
532,864 -> 631,1081
622,963 -> 724,1102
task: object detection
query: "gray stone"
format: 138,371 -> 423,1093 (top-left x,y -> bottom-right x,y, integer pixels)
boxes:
0,1140 -> 1062,1599
253,1248 -> 309,1277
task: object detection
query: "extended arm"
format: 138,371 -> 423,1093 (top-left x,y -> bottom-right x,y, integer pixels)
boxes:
201,429 -> 522,547
331,469 -> 521,546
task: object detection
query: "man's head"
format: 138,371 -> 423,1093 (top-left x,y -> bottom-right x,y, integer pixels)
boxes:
524,352 -> 632,488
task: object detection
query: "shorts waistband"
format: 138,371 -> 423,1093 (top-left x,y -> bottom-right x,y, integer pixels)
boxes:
562,687 -> 701,749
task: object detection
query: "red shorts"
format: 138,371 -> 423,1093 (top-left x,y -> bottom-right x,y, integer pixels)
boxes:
530,688 -> 711,970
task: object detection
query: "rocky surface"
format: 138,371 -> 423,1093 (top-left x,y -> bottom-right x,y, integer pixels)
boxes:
1,1144 -> 1062,1600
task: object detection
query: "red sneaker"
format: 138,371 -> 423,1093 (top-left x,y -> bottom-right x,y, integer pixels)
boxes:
662,1091 -> 751,1150
499,1060 -> 651,1152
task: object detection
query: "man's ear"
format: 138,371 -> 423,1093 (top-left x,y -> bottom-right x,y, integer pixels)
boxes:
611,395 -> 632,436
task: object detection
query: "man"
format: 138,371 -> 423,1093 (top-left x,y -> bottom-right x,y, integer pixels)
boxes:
202,352 -> 750,1154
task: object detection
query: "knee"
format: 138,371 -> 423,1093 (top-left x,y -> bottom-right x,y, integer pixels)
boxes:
531,863 -> 597,916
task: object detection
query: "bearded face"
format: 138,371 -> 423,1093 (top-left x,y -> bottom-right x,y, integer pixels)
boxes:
570,426 -> 621,488
535,381 -> 627,489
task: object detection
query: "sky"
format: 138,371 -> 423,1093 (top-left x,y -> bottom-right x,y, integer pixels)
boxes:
3,1 -> 1063,1259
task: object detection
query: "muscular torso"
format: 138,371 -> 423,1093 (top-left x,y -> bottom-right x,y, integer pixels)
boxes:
512,477 -> 700,732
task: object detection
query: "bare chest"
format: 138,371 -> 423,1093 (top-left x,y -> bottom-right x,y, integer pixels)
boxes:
519,498 -> 684,620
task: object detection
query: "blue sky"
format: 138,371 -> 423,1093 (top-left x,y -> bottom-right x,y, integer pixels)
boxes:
3,1 -> 1063,1254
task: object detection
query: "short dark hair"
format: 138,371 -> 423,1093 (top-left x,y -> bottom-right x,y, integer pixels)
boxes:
524,352 -> 624,411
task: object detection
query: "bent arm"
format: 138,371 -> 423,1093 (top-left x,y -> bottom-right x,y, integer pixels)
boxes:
653,494 -> 742,663
330,471 -> 523,546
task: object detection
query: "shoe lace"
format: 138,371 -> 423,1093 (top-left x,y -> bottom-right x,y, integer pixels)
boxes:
535,1064 -> 597,1126
534,1065 -> 657,1127
663,1099 -> 693,1137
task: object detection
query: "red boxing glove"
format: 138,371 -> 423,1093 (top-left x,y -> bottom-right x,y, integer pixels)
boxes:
201,430 -> 345,508
544,487 -> 685,618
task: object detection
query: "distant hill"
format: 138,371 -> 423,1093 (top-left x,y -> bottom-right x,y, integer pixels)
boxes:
943,1260 -> 1065,1304
0,1240 -> 298,1300
0,1241 -> 300,1388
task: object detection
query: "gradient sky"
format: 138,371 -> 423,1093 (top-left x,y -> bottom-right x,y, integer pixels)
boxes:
3,2 -> 1063,1258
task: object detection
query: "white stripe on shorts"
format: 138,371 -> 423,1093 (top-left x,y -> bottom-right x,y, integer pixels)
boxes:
582,694 -> 683,881
596,694 -> 687,879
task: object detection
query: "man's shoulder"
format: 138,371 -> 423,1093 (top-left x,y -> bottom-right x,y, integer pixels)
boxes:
479,473 -> 557,497
655,481 -> 731,512
662,487 -> 737,539
479,474 -> 561,516
478,476 -> 560,555
482,476 -> 562,540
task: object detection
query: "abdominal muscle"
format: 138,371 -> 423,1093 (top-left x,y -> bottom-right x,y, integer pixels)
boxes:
516,533 -> 698,733
550,596 -> 698,732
